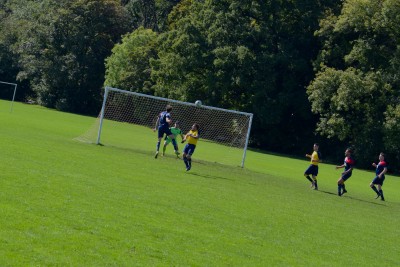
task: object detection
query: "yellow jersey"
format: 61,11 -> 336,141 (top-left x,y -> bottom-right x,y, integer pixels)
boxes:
310,151 -> 321,166
186,130 -> 199,145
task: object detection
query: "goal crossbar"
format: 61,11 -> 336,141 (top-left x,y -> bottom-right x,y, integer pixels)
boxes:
102,87 -> 254,116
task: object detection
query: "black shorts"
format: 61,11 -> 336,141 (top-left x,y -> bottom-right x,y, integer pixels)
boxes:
305,165 -> 318,176
372,175 -> 385,186
341,171 -> 352,181
158,126 -> 172,138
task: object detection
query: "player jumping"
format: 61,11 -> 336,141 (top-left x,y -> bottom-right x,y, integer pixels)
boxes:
153,105 -> 179,158
163,121 -> 184,157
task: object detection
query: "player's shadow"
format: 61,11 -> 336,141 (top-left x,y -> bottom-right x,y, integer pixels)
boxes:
186,172 -> 234,181
318,190 -> 386,206
343,195 -> 387,206
317,190 -> 337,196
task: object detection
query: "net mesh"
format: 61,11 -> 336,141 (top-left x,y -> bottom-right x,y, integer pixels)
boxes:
75,87 -> 253,167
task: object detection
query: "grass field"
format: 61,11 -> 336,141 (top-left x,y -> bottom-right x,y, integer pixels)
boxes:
1,100 -> 399,266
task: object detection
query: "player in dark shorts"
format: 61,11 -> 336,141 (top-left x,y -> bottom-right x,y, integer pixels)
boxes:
162,121 -> 184,157
181,123 -> 199,171
304,143 -> 322,190
153,105 -> 179,158
336,148 -> 355,196
370,152 -> 387,201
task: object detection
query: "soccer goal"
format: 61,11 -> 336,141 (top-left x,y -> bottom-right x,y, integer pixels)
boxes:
0,81 -> 17,112
76,86 -> 253,167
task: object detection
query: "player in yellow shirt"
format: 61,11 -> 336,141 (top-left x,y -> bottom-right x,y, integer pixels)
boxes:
181,123 -> 199,171
304,143 -> 322,190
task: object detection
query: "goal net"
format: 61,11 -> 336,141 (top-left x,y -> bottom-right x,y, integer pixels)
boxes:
76,86 -> 253,167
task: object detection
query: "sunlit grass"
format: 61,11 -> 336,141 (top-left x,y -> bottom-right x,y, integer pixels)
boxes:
0,100 -> 399,266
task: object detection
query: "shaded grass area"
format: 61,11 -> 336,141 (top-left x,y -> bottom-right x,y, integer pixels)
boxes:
0,100 -> 399,266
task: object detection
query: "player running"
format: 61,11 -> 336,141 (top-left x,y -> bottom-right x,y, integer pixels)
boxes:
181,123 -> 199,171
162,121 -> 184,157
336,148 -> 355,196
304,143 -> 321,190
370,152 -> 387,201
153,105 -> 179,158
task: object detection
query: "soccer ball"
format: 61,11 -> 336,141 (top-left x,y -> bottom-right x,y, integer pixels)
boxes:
195,100 -> 202,107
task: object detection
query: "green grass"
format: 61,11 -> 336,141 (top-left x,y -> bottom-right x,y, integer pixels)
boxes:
1,100 -> 399,266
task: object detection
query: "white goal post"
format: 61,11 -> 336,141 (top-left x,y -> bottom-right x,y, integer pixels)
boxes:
0,81 -> 17,112
77,86 -> 253,167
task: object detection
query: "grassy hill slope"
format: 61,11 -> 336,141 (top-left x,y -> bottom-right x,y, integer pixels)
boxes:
0,100 -> 399,266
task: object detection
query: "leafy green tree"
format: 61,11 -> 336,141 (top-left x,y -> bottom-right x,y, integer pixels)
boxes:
48,0 -> 131,113
123,0 -> 181,32
8,0 -> 131,114
156,0 -> 181,31
0,0 -> 32,100
151,0 -> 212,102
308,0 -> 400,170
152,0 -> 338,153
384,105 -> 400,150
105,27 -> 158,94
124,0 -> 158,31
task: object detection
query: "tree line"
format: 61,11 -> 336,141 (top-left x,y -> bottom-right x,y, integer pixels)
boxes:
1,0 -> 399,172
